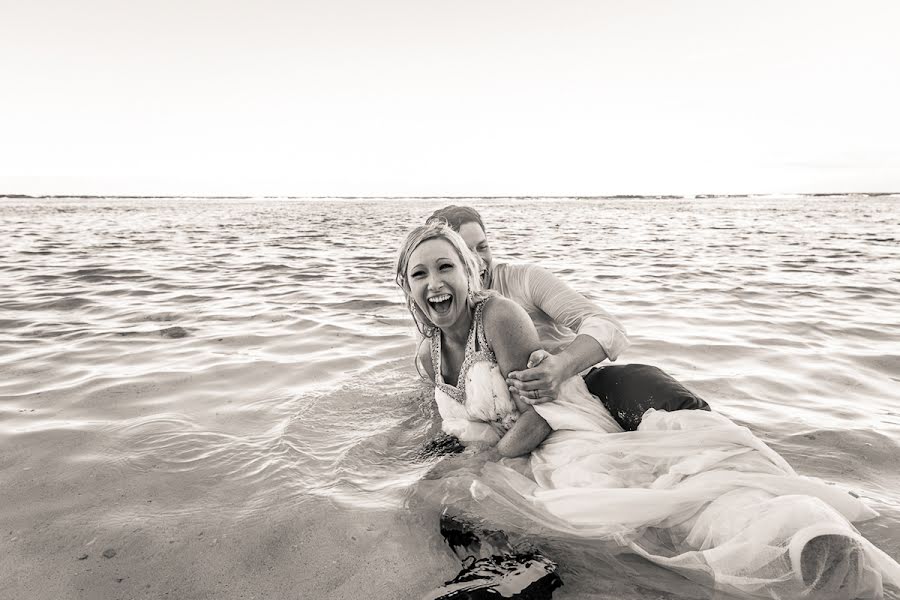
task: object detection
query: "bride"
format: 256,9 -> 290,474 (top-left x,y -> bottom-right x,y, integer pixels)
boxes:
396,221 -> 900,600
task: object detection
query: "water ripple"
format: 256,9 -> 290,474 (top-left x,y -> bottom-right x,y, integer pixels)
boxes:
1,196 -> 898,597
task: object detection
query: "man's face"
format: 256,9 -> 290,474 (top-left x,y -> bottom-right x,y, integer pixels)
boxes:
458,222 -> 493,286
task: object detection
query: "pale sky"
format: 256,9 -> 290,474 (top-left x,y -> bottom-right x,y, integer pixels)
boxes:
2,0 -> 899,196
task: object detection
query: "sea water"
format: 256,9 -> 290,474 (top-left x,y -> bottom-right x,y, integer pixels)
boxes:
1,196 -> 898,599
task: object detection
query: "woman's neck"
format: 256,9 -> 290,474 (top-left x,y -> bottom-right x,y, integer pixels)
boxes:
440,308 -> 473,347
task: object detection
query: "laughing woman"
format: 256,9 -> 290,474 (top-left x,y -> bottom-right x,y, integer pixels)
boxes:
398,221 -> 900,600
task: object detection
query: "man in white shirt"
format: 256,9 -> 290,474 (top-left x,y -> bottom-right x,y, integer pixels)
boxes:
428,205 -> 709,431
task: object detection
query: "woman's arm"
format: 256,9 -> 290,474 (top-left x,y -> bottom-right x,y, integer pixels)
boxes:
482,297 -> 553,457
496,409 -> 552,458
416,337 -> 435,383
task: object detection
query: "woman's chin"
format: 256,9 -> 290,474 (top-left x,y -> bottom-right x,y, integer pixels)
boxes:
429,303 -> 465,329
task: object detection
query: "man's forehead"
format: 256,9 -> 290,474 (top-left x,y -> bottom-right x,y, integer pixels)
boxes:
458,222 -> 487,242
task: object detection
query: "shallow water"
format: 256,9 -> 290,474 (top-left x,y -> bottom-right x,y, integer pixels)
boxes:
1,196 -> 899,599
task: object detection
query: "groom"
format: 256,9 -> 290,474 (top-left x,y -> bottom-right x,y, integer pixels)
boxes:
427,205 -> 709,430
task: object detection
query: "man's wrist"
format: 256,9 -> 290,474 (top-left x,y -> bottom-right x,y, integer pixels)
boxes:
556,349 -> 579,379
564,334 -> 609,375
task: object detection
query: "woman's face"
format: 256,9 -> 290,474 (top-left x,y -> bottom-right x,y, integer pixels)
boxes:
458,222 -> 493,286
406,238 -> 470,330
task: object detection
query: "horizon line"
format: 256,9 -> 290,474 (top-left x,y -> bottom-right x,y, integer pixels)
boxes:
2,192 -> 899,200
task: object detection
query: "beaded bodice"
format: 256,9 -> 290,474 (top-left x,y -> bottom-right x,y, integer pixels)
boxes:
431,301 -> 497,404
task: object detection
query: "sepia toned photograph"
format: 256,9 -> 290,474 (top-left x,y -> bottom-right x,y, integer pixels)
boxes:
2,1 -> 899,599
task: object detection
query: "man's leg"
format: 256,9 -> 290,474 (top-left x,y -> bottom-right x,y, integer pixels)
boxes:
582,364 -> 710,431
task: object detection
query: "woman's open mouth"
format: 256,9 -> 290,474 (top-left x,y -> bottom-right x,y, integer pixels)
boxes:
427,293 -> 453,316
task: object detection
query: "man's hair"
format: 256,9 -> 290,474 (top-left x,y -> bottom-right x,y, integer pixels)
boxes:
426,205 -> 485,232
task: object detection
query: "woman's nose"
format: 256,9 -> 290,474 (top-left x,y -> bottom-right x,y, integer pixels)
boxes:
426,272 -> 443,290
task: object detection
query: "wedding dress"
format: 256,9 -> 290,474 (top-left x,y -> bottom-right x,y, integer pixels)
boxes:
428,301 -> 900,600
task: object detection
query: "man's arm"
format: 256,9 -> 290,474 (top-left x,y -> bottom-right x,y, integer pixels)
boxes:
528,265 -> 629,360
506,265 -> 629,403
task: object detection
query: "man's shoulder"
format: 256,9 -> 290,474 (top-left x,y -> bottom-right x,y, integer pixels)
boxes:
492,262 -> 547,287
495,262 -> 541,275
492,262 -> 558,299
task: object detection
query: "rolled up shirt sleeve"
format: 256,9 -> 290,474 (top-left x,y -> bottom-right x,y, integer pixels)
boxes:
526,265 -> 630,361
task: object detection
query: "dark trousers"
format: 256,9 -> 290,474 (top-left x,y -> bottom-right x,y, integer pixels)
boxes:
583,364 -> 710,431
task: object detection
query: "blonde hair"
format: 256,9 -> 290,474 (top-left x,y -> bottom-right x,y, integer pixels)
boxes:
395,220 -> 495,338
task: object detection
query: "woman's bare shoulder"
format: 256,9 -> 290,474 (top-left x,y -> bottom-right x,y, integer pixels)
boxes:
481,296 -> 538,351
482,295 -> 531,327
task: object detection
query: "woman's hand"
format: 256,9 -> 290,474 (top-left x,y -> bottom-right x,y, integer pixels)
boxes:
465,443 -> 502,463
496,407 -> 552,458
506,349 -> 570,404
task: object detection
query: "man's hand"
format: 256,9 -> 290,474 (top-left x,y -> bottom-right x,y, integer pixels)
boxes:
506,349 -> 570,405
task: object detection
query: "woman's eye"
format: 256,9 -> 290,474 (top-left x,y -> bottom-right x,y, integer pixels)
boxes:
410,270 -> 425,278
477,244 -> 488,252
439,263 -> 453,271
